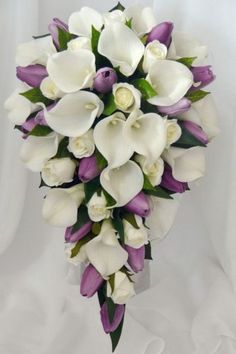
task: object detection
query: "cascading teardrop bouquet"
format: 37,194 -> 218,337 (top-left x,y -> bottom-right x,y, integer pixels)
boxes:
5,2 -> 219,351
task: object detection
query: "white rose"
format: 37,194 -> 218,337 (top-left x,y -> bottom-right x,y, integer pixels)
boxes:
143,40 -> 167,73
103,10 -> 126,25
40,76 -> 64,100
107,271 -> 135,304
68,129 -> 95,158
41,157 -> 76,187
65,243 -> 87,265
87,192 -> 110,222
113,83 -> 141,112
123,215 -> 149,249
165,119 -> 182,148
67,37 -> 92,52
135,155 -> 164,186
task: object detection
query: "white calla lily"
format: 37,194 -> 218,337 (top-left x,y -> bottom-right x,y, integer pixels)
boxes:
44,91 -> 104,137
94,112 -> 133,168
124,110 -> 167,162
113,83 -> 141,112
100,161 -> 144,207
163,146 -> 206,182
143,40 -> 167,73
85,220 -> 128,277
103,10 -> 126,25
166,119 -> 182,148
124,5 -> 157,36
68,7 -> 103,37
98,22 -> 144,77
67,37 -> 91,52
40,76 -> 64,100
47,49 -> 96,93
20,132 -> 59,172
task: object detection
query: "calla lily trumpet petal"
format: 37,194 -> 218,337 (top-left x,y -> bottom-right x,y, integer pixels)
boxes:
124,5 -> 157,36
68,7 -> 103,37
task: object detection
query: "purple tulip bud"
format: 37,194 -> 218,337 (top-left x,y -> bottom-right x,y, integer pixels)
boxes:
125,245 -> 145,273
124,192 -> 150,217
157,98 -> 191,117
191,66 -> 215,90
65,221 -> 92,243
181,120 -> 208,145
48,18 -> 69,49
100,302 -> 125,333
93,67 -> 117,94
16,64 -> 48,88
21,104 -> 55,133
78,155 -> 101,182
161,164 -> 188,193
147,21 -> 174,47
80,264 -> 104,298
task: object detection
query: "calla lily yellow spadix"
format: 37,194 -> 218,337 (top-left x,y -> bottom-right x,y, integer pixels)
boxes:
5,2 -> 219,351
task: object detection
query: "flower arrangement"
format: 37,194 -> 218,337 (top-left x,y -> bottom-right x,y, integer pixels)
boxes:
4,2 -> 219,351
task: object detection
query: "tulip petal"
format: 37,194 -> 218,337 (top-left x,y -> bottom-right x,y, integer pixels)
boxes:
124,5 -> 157,36
98,22 -> 144,77
100,161 -> 144,207
147,60 -> 193,106
44,91 -> 104,137
68,7 -> 103,37
94,113 -> 134,168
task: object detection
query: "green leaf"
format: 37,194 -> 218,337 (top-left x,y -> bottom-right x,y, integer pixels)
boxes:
95,149 -> 107,169
186,90 -> 210,103
176,57 -> 197,68
110,312 -> 125,352
109,2 -> 125,12
71,205 -> 90,234
145,242 -> 153,260
84,177 -> 101,203
132,79 -> 157,100
54,137 -> 73,158
92,222 -> 101,235
57,28 -> 74,51
103,189 -> 116,208
108,274 -> 115,293
112,210 -> 124,243
107,297 -> 117,324
123,213 -> 140,229
174,125 -> 206,148
125,18 -> 132,29
70,234 -> 91,258
97,286 -> 106,307
143,175 -> 173,199
27,125 -> 52,137
103,94 -> 117,116
20,88 -> 52,105
91,26 -> 101,54
33,33 -> 50,39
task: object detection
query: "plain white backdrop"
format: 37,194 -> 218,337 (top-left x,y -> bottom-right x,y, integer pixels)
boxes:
0,0 -> 236,353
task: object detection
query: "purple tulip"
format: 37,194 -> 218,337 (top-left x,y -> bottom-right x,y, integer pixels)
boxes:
21,104 -> 55,133
157,98 -> 191,117
191,66 -> 215,90
181,120 -> 208,145
80,264 -> 104,298
93,67 -> 117,94
48,18 -> 69,49
161,164 -> 188,193
125,245 -> 145,273
100,302 -> 125,333
65,221 -> 92,243
16,64 -> 48,88
147,21 -> 174,47
78,155 -> 101,182
124,192 -> 150,217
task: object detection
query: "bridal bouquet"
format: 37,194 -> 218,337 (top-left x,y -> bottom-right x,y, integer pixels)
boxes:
5,2 -> 219,351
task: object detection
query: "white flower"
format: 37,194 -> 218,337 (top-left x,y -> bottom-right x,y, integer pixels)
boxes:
43,91 -> 104,137
113,83 -> 141,112
87,192 -> 110,222
41,158 -> 76,187
42,184 -> 85,227
67,37 -> 91,52
68,129 -> 95,158
98,22 -> 144,77
163,147 -> 206,182
47,49 -> 96,93
100,161 -> 144,207
165,119 -> 182,148
40,76 -> 64,100
85,221 -> 128,277
124,4 -> 157,36
124,215 -> 149,249
15,36 -> 56,67
103,10 -> 126,25
68,7 -> 103,37
135,155 -> 164,186
143,40 -> 167,73
146,59 -> 193,106
20,132 -> 59,172
65,243 -> 87,265
107,271 -> 135,304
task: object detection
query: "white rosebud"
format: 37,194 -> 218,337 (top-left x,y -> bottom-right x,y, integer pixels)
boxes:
41,158 -> 76,187
135,155 -> 164,186
68,129 -> 95,159
103,10 -> 126,25
87,192 -> 110,222
40,76 -> 64,100
166,119 -> 182,148
123,215 -> 149,249
143,40 -> 167,73
107,271 -> 135,304
65,243 -> 87,265
67,37 -> 92,52
113,83 -> 141,112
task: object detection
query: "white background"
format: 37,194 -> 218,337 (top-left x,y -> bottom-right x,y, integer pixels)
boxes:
0,0 -> 236,353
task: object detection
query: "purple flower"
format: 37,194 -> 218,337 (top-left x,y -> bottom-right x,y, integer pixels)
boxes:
125,245 -> 145,273
191,66 -> 215,90
124,192 -> 150,217
93,67 -> 117,94
157,98 -> 191,117
100,302 -> 125,333
147,22 -> 174,47
80,264 -> 104,298
65,221 -> 92,243
16,64 -> 48,87
161,164 -> 188,193
181,120 -> 208,145
48,18 -> 69,49
78,155 -> 101,182
21,104 -> 54,133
